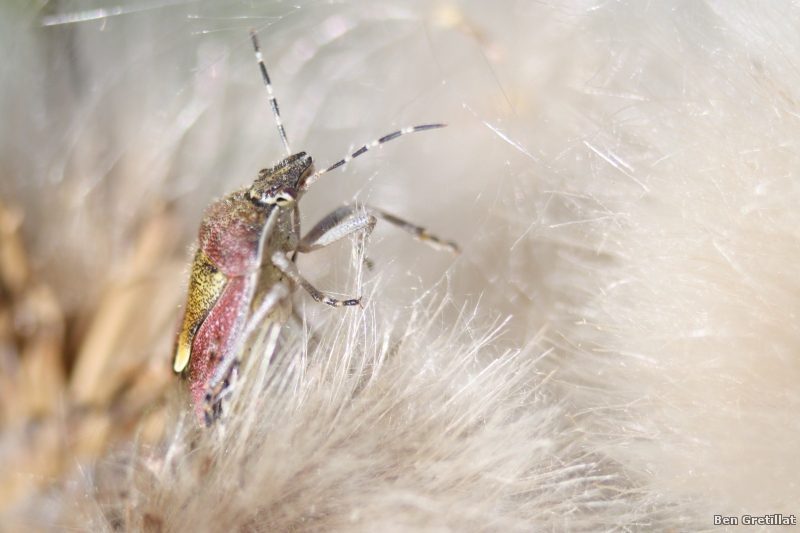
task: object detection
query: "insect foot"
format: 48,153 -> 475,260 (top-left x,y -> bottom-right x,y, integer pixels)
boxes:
173,29 -> 459,426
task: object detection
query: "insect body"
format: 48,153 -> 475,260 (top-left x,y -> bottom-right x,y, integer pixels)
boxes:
174,31 -> 459,426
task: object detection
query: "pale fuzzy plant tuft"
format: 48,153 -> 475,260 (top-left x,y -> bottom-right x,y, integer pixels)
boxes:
79,301 -> 643,532
1,0 -> 798,532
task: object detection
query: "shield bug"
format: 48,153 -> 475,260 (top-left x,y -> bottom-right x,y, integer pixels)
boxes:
174,30 -> 460,426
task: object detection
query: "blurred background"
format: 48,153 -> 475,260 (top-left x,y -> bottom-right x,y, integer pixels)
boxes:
2,0 -> 799,531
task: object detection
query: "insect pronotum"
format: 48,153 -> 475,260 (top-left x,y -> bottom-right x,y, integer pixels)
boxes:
174,29 -> 460,426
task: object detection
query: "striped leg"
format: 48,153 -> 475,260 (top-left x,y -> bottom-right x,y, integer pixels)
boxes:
299,204 -> 460,254
271,251 -> 362,308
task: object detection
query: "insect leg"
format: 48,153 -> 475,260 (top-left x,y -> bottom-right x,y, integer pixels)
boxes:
296,208 -> 376,253
271,251 -> 362,307
291,204 -> 302,263
365,206 -> 461,254
299,205 -> 460,254
207,282 -> 290,396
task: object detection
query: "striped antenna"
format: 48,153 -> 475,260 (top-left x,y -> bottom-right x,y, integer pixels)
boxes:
250,29 -> 291,156
301,123 -> 447,192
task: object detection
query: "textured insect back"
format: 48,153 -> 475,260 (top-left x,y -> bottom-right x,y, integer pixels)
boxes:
173,29 -> 460,427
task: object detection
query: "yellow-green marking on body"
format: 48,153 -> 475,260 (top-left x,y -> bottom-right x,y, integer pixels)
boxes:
173,249 -> 228,373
